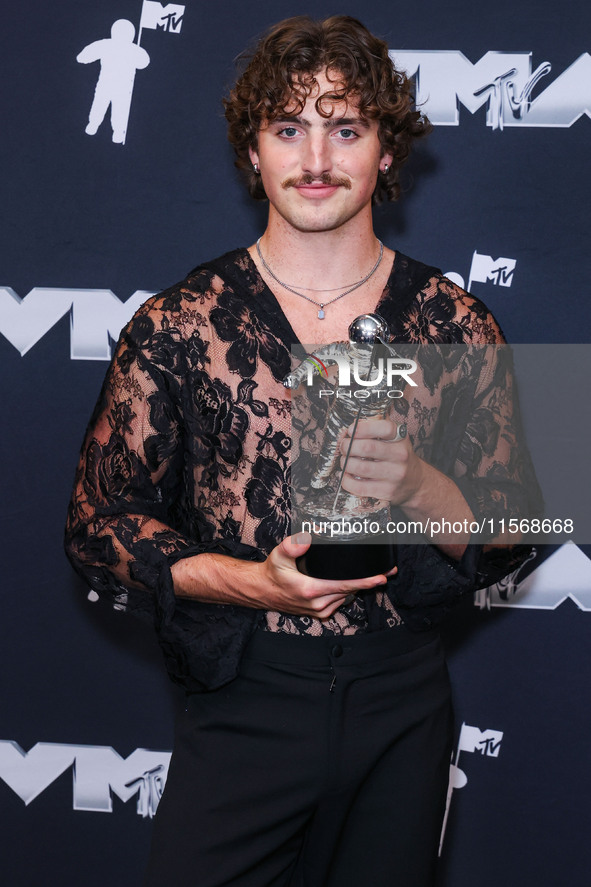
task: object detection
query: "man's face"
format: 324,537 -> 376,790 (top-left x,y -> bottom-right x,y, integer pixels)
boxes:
249,69 -> 392,235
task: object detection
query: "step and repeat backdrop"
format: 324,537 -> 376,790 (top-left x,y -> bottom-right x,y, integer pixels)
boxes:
1,1 -> 590,885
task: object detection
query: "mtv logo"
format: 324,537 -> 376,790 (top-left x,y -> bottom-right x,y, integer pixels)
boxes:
440,721 -> 504,853
477,542 -> 591,612
468,251 -> 517,290
458,723 -> 503,757
389,50 -> 591,129
0,741 -> 171,815
0,287 -> 154,359
140,2 -> 185,34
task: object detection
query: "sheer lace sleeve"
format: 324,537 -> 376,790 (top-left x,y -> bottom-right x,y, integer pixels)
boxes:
64,270 -> 273,690
380,276 -> 542,629
64,299 -> 196,616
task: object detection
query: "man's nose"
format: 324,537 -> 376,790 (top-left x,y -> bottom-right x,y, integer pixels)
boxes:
301,134 -> 331,177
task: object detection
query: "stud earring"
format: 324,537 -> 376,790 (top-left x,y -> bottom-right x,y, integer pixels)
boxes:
382,164 -> 389,173
253,163 -> 260,174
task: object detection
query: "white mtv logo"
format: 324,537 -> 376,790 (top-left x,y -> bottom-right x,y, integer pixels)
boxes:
445,250 -> 517,293
390,49 -> 591,129
457,724 -> 503,757
0,286 -> 154,359
0,741 -> 171,817
468,251 -> 516,289
139,2 -> 185,35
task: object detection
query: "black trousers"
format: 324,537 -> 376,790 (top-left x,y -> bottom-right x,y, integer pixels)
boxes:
146,627 -> 453,887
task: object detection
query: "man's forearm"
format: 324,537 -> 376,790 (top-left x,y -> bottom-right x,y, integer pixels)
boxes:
401,462 -> 473,560
171,552 -> 265,607
170,538 -> 390,619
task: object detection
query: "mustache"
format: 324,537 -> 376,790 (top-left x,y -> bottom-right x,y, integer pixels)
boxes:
282,173 -> 352,190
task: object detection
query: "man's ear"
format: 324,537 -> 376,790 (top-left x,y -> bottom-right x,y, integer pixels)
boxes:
248,146 -> 260,169
380,152 -> 394,173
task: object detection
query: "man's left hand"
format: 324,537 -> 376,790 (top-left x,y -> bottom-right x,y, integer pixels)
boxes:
339,418 -> 426,507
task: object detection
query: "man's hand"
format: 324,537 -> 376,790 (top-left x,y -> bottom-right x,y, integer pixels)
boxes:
339,418 -> 426,507
338,417 -> 475,560
172,532 -> 394,619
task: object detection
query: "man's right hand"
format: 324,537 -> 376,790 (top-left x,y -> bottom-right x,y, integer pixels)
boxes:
171,532 -> 393,620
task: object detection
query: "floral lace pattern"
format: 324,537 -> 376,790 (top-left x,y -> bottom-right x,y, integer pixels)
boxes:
64,249 -> 538,689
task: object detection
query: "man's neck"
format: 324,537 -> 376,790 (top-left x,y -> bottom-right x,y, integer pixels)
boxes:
255,212 -> 382,291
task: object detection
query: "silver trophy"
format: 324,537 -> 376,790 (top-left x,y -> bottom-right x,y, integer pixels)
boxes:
285,314 -> 408,579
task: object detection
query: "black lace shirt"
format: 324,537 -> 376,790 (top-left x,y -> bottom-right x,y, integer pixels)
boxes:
65,249 -> 536,690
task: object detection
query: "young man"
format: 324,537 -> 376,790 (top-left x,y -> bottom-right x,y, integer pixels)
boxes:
65,16 -> 532,887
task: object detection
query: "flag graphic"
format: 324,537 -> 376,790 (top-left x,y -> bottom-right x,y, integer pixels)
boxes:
458,723 -> 504,757
439,722 -> 504,853
139,2 -> 185,34
468,251 -> 517,289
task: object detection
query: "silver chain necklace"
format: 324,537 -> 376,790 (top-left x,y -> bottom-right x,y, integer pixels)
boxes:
256,237 -> 384,320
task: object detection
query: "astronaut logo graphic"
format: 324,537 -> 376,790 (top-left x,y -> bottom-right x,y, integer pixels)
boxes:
77,20 -> 150,145
77,3 -> 186,145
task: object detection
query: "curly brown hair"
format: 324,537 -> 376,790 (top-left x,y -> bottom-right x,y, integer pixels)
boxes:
223,15 -> 431,204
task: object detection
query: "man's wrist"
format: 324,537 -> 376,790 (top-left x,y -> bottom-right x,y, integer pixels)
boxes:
171,552 -> 261,606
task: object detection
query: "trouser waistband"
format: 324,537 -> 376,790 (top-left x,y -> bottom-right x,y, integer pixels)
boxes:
243,625 -> 438,667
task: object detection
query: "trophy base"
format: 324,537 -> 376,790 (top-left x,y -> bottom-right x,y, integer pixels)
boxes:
296,541 -> 396,581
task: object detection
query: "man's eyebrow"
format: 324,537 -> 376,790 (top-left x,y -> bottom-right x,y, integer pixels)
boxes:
271,115 -> 370,129
327,116 -> 370,129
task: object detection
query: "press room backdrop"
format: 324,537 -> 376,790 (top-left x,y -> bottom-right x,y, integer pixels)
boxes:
1,1 -> 590,885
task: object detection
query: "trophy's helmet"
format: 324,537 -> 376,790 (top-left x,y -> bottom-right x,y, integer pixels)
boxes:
348,313 -> 390,345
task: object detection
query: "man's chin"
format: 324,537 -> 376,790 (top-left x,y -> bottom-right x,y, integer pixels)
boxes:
279,209 -> 357,235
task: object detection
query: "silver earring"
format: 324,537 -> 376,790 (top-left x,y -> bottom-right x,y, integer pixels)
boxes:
253,163 -> 260,174
382,164 -> 389,173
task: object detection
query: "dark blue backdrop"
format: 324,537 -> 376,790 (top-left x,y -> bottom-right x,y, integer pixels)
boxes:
1,1 -> 590,884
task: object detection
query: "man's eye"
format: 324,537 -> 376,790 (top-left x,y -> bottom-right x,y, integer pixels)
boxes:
337,128 -> 357,139
279,126 -> 298,138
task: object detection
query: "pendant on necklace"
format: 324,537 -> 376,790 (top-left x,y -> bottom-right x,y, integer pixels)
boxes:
318,307 -> 325,319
